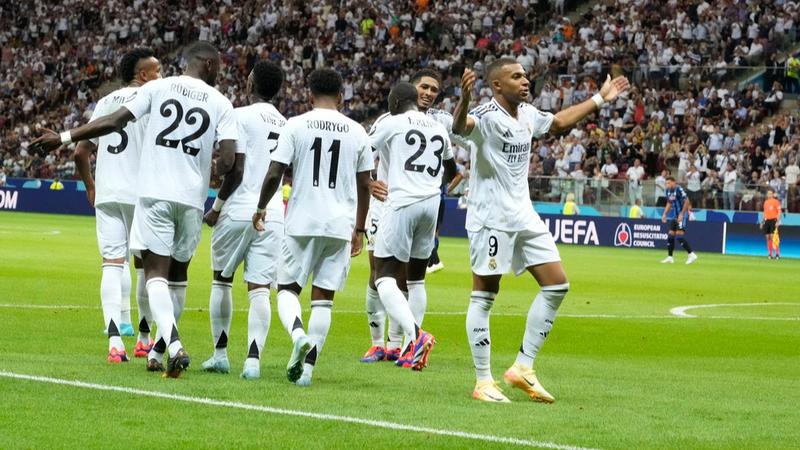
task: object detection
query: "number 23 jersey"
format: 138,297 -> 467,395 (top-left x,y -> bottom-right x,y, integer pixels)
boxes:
271,108 -> 373,240
123,75 -> 239,210
369,110 -> 453,209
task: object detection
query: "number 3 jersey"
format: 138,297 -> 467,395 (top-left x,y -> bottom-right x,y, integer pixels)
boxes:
123,75 -> 239,210
221,102 -> 286,222
89,86 -> 148,207
465,98 -> 554,232
369,110 -> 453,209
271,108 -> 373,240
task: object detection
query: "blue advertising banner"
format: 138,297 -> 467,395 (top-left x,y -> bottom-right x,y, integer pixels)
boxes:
725,223 -> 800,259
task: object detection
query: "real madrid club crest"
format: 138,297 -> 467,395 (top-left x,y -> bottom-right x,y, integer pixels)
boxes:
488,258 -> 497,270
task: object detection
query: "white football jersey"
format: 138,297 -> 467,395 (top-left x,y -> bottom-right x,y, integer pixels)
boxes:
89,86 -> 147,206
272,108 -> 373,240
464,98 -> 554,232
124,75 -> 239,210
369,110 -> 453,209
222,103 -> 286,222
426,107 -> 470,148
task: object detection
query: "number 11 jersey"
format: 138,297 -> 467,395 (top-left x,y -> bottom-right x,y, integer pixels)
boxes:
123,75 -> 239,210
271,108 -> 373,241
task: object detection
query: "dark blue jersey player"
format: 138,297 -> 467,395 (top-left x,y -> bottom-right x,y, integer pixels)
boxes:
661,176 -> 698,264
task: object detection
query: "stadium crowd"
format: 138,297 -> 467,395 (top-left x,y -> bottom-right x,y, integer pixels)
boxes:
1,0 -> 798,211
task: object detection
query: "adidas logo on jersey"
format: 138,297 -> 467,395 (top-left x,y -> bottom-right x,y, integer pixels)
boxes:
502,128 -> 514,139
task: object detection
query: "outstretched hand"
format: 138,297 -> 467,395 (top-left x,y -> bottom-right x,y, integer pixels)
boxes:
461,68 -> 476,98
30,128 -> 62,154
599,75 -> 630,102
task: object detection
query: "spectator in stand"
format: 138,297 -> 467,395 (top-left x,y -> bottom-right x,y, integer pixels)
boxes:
685,164 -> 702,208
626,158 -> 645,205
0,168 -> 6,187
723,163 -> 738,210
654,169 -> 668,207
601,156 -> 618,179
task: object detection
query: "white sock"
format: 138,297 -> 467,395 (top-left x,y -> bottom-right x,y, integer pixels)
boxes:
376,277 -> 417,344
169,281 -> 188,323
305,300 -> 333,370
135,268 -> 151,344
467,291 -> 495,381
407,280 -> 427,327
146,278 -> 182,356
209,281 -> 233,358
386,290 -> 407,350
101,263 -> 124,351
277,289 -> 306,342
365,285 -> 385,347
246,287 -> 270,362
149,331 -> 166,362
516,283 -> 569,368
120,262 -> 132,325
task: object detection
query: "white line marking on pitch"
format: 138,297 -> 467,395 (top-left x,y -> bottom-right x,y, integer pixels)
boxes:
1,304 -> 798,321
669,302 -> 798,318
0,371 -> 594,450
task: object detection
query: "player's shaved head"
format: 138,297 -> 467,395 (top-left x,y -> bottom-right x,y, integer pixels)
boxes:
307,68 -> 343,98
119,48 -> 156,84
485,57 -> 520,83
388,82 -> 418,115
251,60 -> 283,101
183,41 -> 219,62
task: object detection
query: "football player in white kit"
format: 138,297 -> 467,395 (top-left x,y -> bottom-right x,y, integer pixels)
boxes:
200,61 -> 286,380
370,82 -> 458,371
360,69 -> 459,365
252,68 -> 372,387
32,41 -> 241,378
452,58 -> 629,402
73,48 -> 161,363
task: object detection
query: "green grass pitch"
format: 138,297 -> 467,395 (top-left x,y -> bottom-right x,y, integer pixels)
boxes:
1,211 -> 798,449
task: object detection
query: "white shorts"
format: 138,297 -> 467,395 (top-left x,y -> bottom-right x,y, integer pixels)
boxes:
468,221 -> 561,276
211,215 -> 284,286
95,202 -> 135,259
374,195 -> 439,262
278,235 -> 351,291
130,198 -> 203,263
365,199 -> 386,252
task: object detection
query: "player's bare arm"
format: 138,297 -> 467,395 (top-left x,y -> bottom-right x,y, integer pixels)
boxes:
204,153 -> 245,227
252,160 -> 288,230
370,179 -> 388,202
678,198 -> 690,222
31,108 -> 135,153
443,158 -> 458,185
73,140 -> 97,207
452,69 -> 477,136
352,170 -> 371,257
550,75 -> 629,134
662,200 -> 672,223
447,170 -> 464,194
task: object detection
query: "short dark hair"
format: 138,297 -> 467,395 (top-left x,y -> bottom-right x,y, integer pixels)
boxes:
252,60 -> 283,100
183,41 -> 219,62
307,68 -> 343,97
119,48 -> 155,84
485,57 -> 520,82
666,176 -> 676,182
410,69 -> 442,86
388,82 -> 418,115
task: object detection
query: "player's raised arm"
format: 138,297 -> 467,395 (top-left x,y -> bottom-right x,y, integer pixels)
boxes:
73,141 -> 98,207
31,108 -> 135,154
452,68 -> 477,136
352,170 -> 371,257
549,75 -> 629,134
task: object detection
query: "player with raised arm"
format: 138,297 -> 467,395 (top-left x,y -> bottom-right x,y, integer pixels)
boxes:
661,176 -> 698,264
361,69 -> 461,365
452,58 -> 629,402
73,48 -> 161,363
200,61 -> 286,380
251,68 -> 372,387
370,82 -> 457,371
32,41 -> 242,378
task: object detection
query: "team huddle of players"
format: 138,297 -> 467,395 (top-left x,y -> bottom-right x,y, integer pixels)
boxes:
31,41 -> 630,402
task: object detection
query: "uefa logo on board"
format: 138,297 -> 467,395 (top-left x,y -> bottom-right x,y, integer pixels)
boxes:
614,223 -> 632,247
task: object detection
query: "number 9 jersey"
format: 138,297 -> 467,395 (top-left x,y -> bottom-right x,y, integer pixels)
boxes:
271,108 -> 373,241
89,86 -> 148,207
369,110 -> 453,209
123,75 -> 239,210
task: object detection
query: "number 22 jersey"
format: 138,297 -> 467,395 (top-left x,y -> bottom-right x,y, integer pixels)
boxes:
271,108 -> 373,241
123,75 -> 239,210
